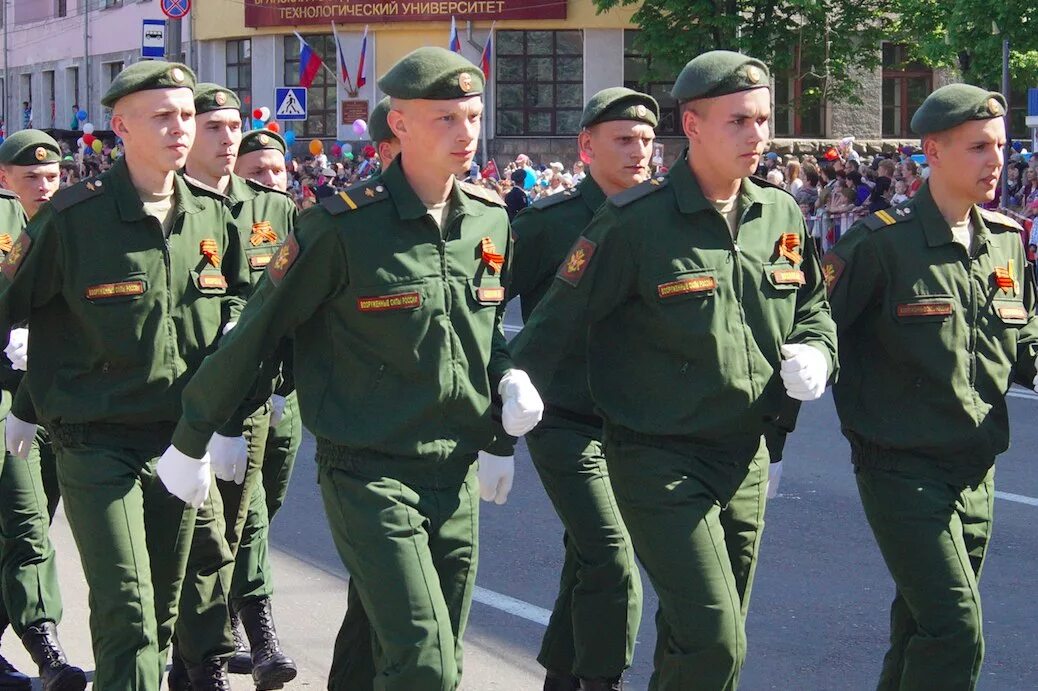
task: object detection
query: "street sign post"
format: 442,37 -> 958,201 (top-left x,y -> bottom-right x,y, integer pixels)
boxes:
160,0 -> 190,20
275,88 -> 308,121
142,19 -> 166,59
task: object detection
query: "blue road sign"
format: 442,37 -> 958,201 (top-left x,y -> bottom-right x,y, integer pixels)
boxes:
275,87 -> 308,121
142,19 -> 166,59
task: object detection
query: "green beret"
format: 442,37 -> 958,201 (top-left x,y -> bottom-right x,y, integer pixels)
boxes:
0,130 -> 62,166
369,97 -> 395,144
911,84 -> 1007,136
671,50 -> 769,103
102,60 -> 196,108
580,87 -> 659,129
378,47 -> 484,100
194,83 -> 241,114
238,130 -> 286,157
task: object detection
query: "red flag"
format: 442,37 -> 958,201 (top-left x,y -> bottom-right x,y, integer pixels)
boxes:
481,159 -> 499,179
295,33 -> 325,89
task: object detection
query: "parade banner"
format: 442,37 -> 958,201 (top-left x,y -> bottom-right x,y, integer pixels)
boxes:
245,0 -> 567,27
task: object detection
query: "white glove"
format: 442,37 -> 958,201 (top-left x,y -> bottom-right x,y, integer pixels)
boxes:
5,328 -> 28,371
779,344 -> 828,401
498,369 -> 544,436
767,461 -> 783,499
157,446 -> 212,508
209,433 -> 248,485
477,451 -> 514,505
222,321 -> 237,336
269,394 -> 286,427
5,413 -> 36,460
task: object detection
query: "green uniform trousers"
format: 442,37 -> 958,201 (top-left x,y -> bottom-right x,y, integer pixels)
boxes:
526,416 -> 641,679
53,436 -> 196,691
604,432 -> 769,691
230,391 -> 302,609
175,402 -> 271,665
319,450 -> 479,691
856,465 -> 995,691
0,415 -> 62,638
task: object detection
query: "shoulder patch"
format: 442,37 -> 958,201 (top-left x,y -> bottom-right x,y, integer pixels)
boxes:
531,188 -> 581,210
266,232 -> 299,286
321,181 -> 388,215
978,207 -> 1023,231
556,236 -> 597,287
245,178 -> 293,199
862,205 -> 912,231
820,250 -> 845,296
459,181 -> 506,207
609,176 -> 668,208
0,232 -> 31,280
50,178 -> 106,212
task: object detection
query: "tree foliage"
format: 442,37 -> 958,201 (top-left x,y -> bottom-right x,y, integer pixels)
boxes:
592,0 -> 894,106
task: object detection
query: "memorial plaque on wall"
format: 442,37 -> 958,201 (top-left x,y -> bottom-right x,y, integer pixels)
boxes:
342,99 -> 370,127
246,1 -> 567,27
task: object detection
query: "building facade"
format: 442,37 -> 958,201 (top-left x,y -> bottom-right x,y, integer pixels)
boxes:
1,1 -> 1027,161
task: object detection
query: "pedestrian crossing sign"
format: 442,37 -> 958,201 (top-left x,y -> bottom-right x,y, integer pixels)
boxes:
275,88 -> 307,121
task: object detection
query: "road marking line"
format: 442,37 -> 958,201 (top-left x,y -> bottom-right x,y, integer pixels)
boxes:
996,491 -> 1038,507
472,586 -> 551,626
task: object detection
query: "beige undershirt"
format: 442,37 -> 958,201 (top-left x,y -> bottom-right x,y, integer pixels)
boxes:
140,188 -> 176,236
950,218 -> 974,254
425,200 -> 450,230
711,195 -> 740,240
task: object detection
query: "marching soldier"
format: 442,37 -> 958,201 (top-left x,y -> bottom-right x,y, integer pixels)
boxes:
0,61 -> 249,691
509,51 -> 837,690
234,129 -> 289,192
161,47 -> 543,690
495,87 -> 658,691
170,83 -> 298,689
824,84 -> 1038,691
0,130 -> 85,690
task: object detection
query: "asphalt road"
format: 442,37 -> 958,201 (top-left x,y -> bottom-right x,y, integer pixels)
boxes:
4,311 -> 1038,689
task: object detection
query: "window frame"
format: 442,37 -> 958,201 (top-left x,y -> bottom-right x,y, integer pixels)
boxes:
495,29 -> 584,137
622,30 -> 679,136
225,38 -> 253,119
283,34 -> 337,138
881,43 -> 933,138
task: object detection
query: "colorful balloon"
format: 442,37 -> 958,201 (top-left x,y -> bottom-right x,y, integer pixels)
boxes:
342,142 -> 353,154
344,152 -> 354,160
266,122 -> 280,133
309,139 -> 323,155
352,119 -> 367,136
331,145 -> 342,157
284,130 -> 297,145
77,109 -> 87,121
259,106 -> 271,121
82,123 -> 95,135
253,108 -> 263,120
92,139 -> 103,153
82,134 -> 95,147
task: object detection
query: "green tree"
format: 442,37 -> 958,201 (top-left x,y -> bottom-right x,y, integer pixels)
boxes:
592,0 -> 893,105
896,0 -> 1038,88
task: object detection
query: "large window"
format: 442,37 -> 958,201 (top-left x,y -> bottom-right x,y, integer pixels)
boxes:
56,0 -> 67,17
496,30 -> 583,136
226,39 -> 252,119
283,34 -> 336,137
882,43 -> 932,137
1005,86 -> 1027,140
773,71 -> 823,137
623,31 -> 678,135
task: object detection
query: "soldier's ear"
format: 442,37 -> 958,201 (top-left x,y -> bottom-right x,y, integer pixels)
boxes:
387,109 -> 406,139
681,104 -> 699,141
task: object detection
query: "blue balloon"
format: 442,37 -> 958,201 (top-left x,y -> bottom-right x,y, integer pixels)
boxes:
523,169 -> 536,190
1013,140 -> 1024,152
284,130 -> 297,145
77,109 -> 87,121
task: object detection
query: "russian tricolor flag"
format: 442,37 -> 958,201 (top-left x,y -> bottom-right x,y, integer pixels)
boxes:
449,16 -> 462,53
480,26 -> 493,79
295,32 -> 324,88
357,26 -> 369,88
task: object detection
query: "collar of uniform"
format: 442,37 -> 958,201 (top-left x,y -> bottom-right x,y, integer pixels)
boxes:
913,183 -> 991,251
225,174 -> 257,204
109,157 -> 204,221
578,174 -> 606,213
382,156 -> 432,221
670,156 -> 772,215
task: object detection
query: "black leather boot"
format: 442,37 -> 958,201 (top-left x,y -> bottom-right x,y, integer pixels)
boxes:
20,622 -> 86,691
543,669 -> 581,691
167,646 -> 191,691
227,611 -> 252,675
186,659 -> 231,691
579,677 -> 623,691
237,598 -> 297,690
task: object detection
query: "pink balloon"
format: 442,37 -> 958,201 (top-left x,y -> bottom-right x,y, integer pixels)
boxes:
352,119 -> 367,136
